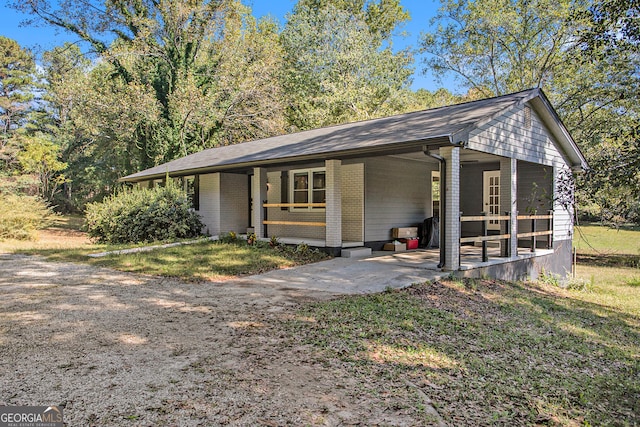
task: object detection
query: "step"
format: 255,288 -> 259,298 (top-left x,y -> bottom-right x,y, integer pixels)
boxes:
341,247 -> 372,258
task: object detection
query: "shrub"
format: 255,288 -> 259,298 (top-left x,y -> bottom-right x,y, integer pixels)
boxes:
0,194 -> 55,240
85,182 -> 204,244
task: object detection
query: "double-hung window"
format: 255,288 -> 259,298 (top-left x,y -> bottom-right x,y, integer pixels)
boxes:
290,167 -> 326,211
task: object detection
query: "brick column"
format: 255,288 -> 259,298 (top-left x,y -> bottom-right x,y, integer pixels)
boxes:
439,146 -> 460,271
500,158 -> 518,257
325,159 -> 342,251
252,167 -> 267,238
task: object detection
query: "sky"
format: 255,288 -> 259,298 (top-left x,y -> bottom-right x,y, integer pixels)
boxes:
0,0 -> 453,91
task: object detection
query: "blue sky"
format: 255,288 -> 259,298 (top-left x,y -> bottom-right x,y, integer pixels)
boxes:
0,0 -> 453,91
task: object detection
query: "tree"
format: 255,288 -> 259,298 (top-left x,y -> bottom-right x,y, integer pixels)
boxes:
420,0 -> 640,224
16,133 -> 68,201
281,2 -> 413,129
13,0 -> 286,168
420,0 -> 593,97
580,0 -> 640,50
0,37 -> 35,171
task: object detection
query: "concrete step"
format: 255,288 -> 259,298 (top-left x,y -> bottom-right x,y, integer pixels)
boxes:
341,247 -> 372,258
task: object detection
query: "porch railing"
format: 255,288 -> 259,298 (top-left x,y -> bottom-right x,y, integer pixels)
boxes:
460,210 -> 553,263
516,211 -> 553,252
261,202 -> 327,236
460,213 -> 511,262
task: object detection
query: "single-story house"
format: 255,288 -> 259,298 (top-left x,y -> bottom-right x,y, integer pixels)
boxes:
121,88 -> 587,280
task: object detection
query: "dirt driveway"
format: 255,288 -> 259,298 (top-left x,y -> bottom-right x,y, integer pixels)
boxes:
0,254 -> 424,426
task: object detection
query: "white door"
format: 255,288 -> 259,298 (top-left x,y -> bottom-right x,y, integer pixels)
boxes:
483,171 -> 501,230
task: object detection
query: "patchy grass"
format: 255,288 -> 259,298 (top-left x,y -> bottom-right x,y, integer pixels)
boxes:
85,241 -> 328,281
289,278 -> 640,426
286,223 -> 640,425
0,215 -> 328,281
571,223 -> 640,315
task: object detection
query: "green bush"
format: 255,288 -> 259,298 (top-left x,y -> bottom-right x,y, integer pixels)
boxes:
0,194 -> 55,240
85,182 -> 204,244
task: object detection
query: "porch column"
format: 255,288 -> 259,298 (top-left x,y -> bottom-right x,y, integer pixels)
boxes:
325,159 -> 342,252
500,158 -> 518,257
439,146 -> 460,271
252,167 -> 268,238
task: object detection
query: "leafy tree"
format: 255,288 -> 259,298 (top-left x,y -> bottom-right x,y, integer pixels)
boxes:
420,0 -> 591,97
13,0 -> 286,168
421,0 -> 640,224
281,2 -> 413,129
295,0 -> 410,40
16,133 -> 68,201
13,2 -> 286,210
579,0 -> 640,50
0,37 -> 35,171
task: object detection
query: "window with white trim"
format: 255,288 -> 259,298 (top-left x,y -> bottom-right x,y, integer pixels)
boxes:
289,167 -> 326,211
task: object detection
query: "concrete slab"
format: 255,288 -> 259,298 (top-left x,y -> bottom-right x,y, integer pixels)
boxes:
233,253 -> 443,295
341,247 -> 372,258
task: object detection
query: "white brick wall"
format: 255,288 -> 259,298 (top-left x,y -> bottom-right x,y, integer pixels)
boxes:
325,159 -> 342,247
500,157 -> 518,257
341,163 -> 364,242
440,146 -> 460,271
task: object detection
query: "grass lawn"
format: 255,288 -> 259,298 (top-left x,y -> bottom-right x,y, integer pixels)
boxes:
0,215 -> 328,280
285,223 -> 640,425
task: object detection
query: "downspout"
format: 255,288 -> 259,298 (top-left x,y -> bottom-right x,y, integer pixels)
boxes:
425,148 -> 446,269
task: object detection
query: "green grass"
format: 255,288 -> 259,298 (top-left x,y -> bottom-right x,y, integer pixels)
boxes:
289,279 -> 640,426
88,240 -> 328,280
575,223 -> 640,256
286,223 -> 640,425
0,215 -> 328,281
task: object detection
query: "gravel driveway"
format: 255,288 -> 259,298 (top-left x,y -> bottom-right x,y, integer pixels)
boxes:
0,254 -> 423,426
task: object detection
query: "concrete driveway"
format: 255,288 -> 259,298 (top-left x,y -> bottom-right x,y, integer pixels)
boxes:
235,251 -> 443,294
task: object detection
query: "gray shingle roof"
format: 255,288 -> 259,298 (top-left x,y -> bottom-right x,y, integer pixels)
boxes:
121,88 -> 584,181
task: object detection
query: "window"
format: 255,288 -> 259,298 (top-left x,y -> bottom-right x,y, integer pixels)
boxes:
289,168 -> 326,211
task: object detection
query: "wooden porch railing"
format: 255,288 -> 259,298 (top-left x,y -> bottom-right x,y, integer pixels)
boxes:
460,213 -> 511,262
261,203 -> 327,236
516,210 -> 553,252
460,210 -> 553,262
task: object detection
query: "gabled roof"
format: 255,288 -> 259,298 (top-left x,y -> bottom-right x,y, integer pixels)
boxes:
121,88 -> 587,182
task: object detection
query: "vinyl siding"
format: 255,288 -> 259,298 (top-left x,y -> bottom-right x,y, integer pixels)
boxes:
553,166 -> 573,241
460,162 -> 500,236
467,105 -> 568,168
516,161 -> 553,244
364,156 -> 437,242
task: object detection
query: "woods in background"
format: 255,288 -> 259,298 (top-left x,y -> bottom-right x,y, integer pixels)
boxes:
1,0 -> 638,224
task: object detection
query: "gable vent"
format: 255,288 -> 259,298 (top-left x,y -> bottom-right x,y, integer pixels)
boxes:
524,106 -> 532,128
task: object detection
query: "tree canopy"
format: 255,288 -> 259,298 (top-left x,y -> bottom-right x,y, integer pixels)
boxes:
2,0 -> 639,224
420,0 -> 640,224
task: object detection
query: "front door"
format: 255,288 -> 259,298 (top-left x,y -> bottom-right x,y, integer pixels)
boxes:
483,171 -> 501,230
